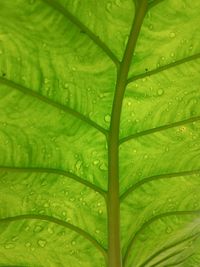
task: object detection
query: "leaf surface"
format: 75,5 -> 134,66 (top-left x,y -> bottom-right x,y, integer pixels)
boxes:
0,0 -> 200,266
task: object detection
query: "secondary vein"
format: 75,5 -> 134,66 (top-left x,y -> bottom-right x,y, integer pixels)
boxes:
0,214 -> 107,259
127,53 -> 200,84
120,169 -> 200,201
0,77 -> 107,136
0,166 -> 106,198
139,233 -> 199,267
41,0 -> 119,67
120,115 -> 200,144
123,210 -> 200,266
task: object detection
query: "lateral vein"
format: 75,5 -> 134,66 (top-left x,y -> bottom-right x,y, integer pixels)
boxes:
0,166 -> 107,198
120,115 -> 200,144
41,0 -> 119,67
0,214 -> 107,259
0,77 -> 107,135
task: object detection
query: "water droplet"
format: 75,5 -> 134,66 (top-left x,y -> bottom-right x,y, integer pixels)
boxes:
11,236 -> 18,242
99,163 -> 107,171
38,239 -> 46,248
170,52 -> 175,57
169,32 -> 176,38
93,160 -> 100,165
166,227 -> 173,234
44,78 -> 49,84
148,24 -> 153,30
127,101 -> 131,106
104,114 -> 111,123
48,227 -> 54,234
4,243 -> 15,249
44,203 -> 49,208
64,83 -> 69,89
26,242 -> 31,248
62,211 -> 66,216
106,2 -> 112,11
95,229 -> 100,234
71,240 -> 76,246
114,0 -> 121,5
139,234 -> 147,241
157,89 -> 164,96
24,226 -> 30,232
165,147 -> 169,152
70,249 -> 75,255
75,160 -> 82,170
34,225 -> 43,233
98,209 -> 103,215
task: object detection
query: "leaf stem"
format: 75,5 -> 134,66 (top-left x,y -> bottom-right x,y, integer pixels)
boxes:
107,1 -> 147,266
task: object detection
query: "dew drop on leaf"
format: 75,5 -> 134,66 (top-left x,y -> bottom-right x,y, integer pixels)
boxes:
157,89 -> 164,96
106,2 -> 112,12
4,243 -> 15,249
25,242 -> 31,248
71,240 -> 76,246
11,236 -> 18,242
38,239 -> 47,248
75,160 -> 82,170
93,159 -> 100,165
62,211 -> 66,216
148,24 -> 153,30
64,83 -> 69,89
47,228 -> 54,234
98,209 -> 103,215
166,226 -> 173,234
169,32 -> 176,38
104,114 -> 111,123
25,226 -> 30,232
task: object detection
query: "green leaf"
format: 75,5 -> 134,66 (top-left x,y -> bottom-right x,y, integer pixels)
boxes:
0,0 -> 200,266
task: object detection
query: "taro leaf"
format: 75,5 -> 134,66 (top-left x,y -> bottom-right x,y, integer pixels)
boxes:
0,0 -> 200,267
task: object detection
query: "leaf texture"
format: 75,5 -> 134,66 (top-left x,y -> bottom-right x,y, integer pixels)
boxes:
0,0 -> 200,266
